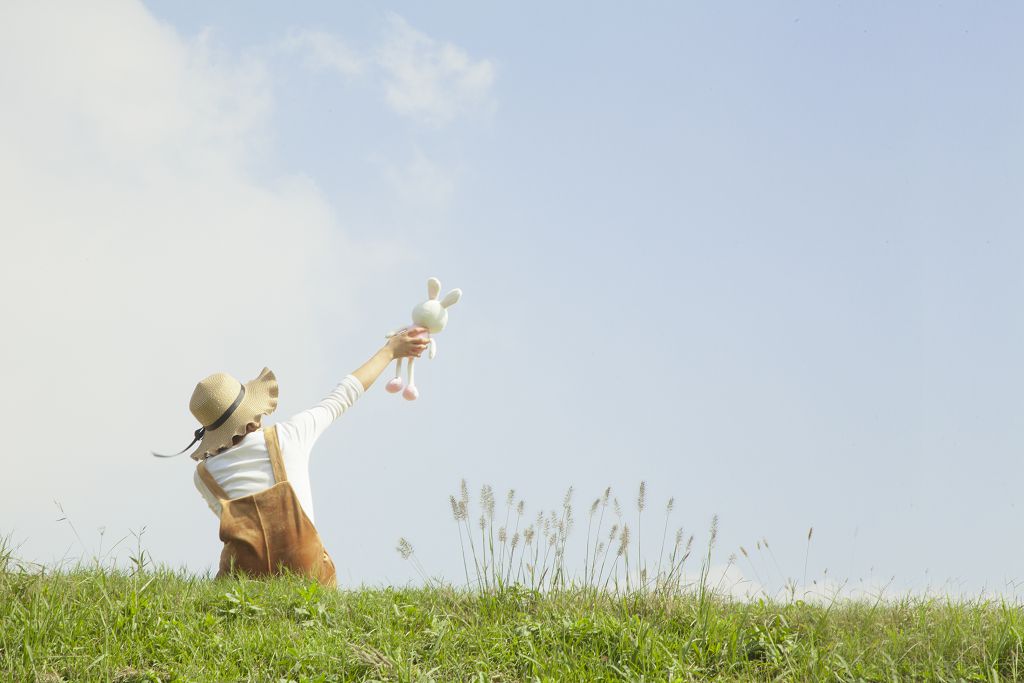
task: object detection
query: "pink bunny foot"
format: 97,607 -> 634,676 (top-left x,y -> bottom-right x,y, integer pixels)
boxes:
386,377 -> 404,393
402,385 -> 419,401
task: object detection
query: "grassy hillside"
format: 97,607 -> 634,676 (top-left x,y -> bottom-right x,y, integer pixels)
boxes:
2,562 -> 1022,682
6,484 -> 1022,680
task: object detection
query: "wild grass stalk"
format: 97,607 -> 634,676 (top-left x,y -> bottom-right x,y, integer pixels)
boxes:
588,487 -> 611,584
636,480 -> 646,589
422,481 -> 824,604
655,496 -> 673,589
584,496 -> 599,587
497,489 -> 514,574
456,481 -> 483,590
739,545 -> 767,599
597,524 -> 618,590
804,526 -> 814,596
395,538 -> 433,587
697,514 -> 719,634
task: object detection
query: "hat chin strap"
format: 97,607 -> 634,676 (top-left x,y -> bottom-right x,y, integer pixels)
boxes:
151,385 -> 246,458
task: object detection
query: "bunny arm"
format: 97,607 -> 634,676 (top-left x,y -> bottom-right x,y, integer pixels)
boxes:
429,337 -> 437,359
384,326 -> 409,339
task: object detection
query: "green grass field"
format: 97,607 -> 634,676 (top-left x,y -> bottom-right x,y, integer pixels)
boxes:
6,483 -> 1023,681
3,562 -> 1022,682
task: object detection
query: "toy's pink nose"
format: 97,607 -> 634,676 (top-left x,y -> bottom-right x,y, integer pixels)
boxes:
385,378 -> 404,393
402,385 -> 419,401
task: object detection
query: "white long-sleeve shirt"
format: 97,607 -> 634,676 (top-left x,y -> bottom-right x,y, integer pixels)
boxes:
193,374 -> 365,525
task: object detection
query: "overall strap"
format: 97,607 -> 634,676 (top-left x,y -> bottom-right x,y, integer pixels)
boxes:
197,461 -> 229,501
264,425 -> 288,483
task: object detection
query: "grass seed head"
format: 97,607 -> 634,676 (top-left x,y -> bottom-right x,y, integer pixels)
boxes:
617,525 -> 631,557
449,495 -> 465,521
637,481 -> 647,513
396,538 -> 413,560
481,485 -> 495,520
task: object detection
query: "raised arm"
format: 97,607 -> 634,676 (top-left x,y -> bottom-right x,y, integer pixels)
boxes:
275,329 -> 430,452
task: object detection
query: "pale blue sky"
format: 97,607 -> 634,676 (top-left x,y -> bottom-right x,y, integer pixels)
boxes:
2,1 -> 1022,597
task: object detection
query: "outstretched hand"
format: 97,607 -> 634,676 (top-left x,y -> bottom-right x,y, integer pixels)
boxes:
387,327 -> 429,359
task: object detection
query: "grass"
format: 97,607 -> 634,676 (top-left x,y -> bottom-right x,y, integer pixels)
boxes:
3,482 -> 1023,681
2,564 -> 1023,681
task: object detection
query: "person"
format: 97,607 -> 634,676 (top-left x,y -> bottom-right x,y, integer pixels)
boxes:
153,327 -> 430,586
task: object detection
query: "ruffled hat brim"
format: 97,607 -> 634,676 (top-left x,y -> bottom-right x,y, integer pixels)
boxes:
189,367 -> 279,461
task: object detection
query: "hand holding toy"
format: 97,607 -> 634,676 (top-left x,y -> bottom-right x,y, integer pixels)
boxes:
384,277 -> 462,400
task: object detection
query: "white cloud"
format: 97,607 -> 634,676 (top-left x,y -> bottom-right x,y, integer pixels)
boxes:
376,148 -> 457,210
376,12 -> 496,126
0,0 -> 404,565
281,28 -> 364,77
683,564 -> 1005,604
281,14 -> 495,127
278,14 -> 493,209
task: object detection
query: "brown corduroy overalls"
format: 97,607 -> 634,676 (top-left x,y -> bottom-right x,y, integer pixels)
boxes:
196,425 -> 337,586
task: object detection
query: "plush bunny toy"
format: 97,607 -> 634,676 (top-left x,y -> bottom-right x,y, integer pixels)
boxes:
384,277 -> 462,400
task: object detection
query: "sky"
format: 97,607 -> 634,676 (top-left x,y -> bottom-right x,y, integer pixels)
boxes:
2,0 -> 1023,599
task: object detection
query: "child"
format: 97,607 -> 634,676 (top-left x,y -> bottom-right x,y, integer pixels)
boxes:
155,327 -> 429,585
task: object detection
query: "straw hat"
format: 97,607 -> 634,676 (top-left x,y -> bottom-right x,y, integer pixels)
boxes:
152,367 -> 279,461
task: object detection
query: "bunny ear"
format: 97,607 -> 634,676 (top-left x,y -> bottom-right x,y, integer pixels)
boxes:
440,288 -> 461,308
427,277 -> 441,300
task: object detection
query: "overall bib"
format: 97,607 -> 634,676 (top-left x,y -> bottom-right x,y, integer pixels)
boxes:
196,425 -> 337,586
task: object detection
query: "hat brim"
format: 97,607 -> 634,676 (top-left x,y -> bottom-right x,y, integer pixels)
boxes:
189,367 -> 279,461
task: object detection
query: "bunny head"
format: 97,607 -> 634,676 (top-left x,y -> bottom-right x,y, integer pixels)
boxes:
411,277 -> 461,333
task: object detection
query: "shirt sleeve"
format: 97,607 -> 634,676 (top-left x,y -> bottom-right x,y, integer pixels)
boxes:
274,374 -> 365,457
193,468 -> 222,517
